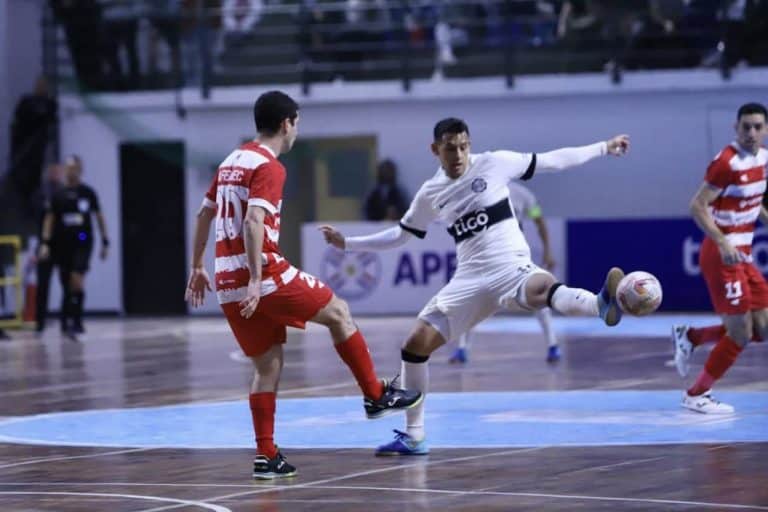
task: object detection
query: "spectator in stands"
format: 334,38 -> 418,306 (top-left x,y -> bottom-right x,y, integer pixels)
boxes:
9,77 -> 57,216
100,0 -> 142,87
720,0 -> 768,68
222,0 -> 262,45
50,0 -> 104,90
364,159 -> 408,221
146,0 -> 183,84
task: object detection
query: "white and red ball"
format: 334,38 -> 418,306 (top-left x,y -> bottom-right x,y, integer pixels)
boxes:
616,271 -> 663,316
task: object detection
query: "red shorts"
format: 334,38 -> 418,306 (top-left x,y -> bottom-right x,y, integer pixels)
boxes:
700,237 -> 768,315
221,269 -> 333,357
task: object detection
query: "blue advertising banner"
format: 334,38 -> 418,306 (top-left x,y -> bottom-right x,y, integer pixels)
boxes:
568,219 -> 768,312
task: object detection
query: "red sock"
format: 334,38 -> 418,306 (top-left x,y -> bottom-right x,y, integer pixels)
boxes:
249,392 -> 277,459
334,331 -> 384,400
687,335 -> 743,396
687,325 -> 725,347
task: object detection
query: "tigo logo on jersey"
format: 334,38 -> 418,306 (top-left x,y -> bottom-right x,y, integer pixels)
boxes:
471,178 -> 487,193
320,247 -> 382,300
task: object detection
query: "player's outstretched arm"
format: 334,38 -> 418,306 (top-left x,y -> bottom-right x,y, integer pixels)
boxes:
319,224 -> 413,252
536,134 -> 630,172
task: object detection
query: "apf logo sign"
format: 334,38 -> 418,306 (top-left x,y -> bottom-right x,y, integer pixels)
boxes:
683,227 -> 768,276
319,247 -> 382,301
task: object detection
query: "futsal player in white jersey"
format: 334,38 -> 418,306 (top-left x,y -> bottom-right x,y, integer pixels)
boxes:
321,118 -> 630,455
449,181 -> 561,364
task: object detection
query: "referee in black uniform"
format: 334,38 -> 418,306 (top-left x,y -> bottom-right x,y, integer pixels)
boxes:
38,155 -> 109,340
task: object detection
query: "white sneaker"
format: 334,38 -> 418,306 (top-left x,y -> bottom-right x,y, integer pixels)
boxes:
671,324 -> 693,377
682,390 -> 735,414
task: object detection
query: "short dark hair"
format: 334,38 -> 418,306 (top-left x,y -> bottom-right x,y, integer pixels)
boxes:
433,117 -> 469,141
737,102 -> 767,121
253,91 -> 299,135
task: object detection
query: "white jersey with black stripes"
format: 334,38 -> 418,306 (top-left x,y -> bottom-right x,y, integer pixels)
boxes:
400,150 -> 536,267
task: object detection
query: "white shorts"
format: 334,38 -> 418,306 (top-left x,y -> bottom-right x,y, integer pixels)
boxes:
418,259 -> 550,342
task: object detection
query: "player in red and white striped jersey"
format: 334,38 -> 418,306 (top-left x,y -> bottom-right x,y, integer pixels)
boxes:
674,102 -> 768,414
184,91 -> 422,479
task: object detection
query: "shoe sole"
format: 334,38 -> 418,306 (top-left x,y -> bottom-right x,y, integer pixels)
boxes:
253,470 -> 298,480
681,403 -> 735,415
375,449 -> 429,457
602,267 -> 625,327
366,393 -> 425,420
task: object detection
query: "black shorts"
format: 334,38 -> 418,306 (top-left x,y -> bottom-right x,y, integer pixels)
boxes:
55,242 -> 93,274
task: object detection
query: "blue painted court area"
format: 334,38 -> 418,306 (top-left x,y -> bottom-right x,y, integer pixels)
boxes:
474,314 -> 722,338
0,391 -> 766,449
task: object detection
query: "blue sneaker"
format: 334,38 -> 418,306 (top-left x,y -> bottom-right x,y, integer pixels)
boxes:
597,267 -> 625,327
375,430 -> 429,456
448,347 -> 468,364
546,345 -> 561,363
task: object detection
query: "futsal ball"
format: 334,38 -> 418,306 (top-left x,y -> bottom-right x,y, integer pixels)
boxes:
616,271 -> 663,316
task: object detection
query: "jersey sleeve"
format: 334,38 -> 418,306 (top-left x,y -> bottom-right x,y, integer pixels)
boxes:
704,154 -> 731,190
202,172 -> 218,210
89,188 -> 101,213
491,150 -> 537,182
399,185 -> 437,239
247,164 -> 282,215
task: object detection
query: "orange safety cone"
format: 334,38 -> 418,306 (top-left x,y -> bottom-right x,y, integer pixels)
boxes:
22,255 -> 37,323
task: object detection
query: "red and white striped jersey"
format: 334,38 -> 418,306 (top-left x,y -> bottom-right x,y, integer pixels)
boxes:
705,143 -> 768,255
203,141 -> 294,304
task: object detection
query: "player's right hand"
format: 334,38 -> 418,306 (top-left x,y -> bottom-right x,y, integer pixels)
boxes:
318,225 -> 346,250
38,243 -> 50,261
606,134 -> 630,156
239,279 -> 261,319
185,267 -> 212,307
717,240 -> 742,266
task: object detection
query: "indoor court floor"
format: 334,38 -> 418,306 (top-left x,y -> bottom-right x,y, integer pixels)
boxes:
0,314 -> 766,511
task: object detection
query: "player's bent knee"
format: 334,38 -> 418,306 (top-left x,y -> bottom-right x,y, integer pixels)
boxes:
724,318 -> 752,345
317,295 -> 351,325
403,321 -> 444,356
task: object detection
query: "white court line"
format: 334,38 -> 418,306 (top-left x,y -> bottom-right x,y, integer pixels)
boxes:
0,491 -> 231,512
550,455 -> 667,477
299,485 -> 768,511
135,447 -> 544,512
0,448 -> 153,470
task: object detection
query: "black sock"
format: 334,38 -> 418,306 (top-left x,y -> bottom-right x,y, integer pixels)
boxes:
61,291 -> 71,331
71,291 -> 84,327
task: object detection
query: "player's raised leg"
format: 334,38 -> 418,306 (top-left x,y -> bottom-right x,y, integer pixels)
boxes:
520,267 -> 625,326
310,294 -> 423,419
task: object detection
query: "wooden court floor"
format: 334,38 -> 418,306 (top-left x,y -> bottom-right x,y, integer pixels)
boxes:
0,316 -> 766,511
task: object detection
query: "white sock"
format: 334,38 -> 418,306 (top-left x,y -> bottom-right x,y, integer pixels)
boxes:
535,308 -> 558,347
550,285 -> 599,317
403,360 -> 428,442
457,332 -> 469,349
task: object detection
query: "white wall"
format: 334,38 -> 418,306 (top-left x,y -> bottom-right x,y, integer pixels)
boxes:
56,68 -> 768,312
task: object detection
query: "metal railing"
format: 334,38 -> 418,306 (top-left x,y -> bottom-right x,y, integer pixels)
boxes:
42,0 -> 766,98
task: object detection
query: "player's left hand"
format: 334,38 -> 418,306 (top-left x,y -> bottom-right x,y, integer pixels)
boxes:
100,246 -> 109,260
318,225 -> 346,250
239,278 -> 261,319
606,134 -> 630,156
185,267 -> 212,308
